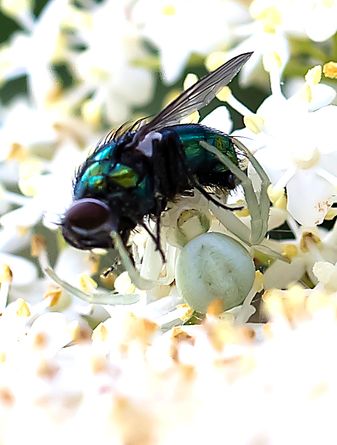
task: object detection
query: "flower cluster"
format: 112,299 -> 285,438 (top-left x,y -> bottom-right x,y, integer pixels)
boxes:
0,287 -> 336,443
0,0 -> 337,438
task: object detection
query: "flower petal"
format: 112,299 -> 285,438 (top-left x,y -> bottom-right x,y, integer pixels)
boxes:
287,170 -> 336,225
201,106 -> 233,134
264,257 -> 305,289
0,253 -> 37,287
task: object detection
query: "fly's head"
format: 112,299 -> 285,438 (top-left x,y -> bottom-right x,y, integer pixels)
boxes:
61,198 -> 119,250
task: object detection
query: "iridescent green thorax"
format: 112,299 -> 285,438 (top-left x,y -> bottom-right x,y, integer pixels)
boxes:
74,140 -> 140,199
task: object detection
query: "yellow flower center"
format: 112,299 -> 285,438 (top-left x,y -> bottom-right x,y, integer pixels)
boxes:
300,231 -> 321,252
244,114 -> 264,134
323,61 -> 337,79
216,86 -> 231,102
293,146 -> 320,169
162,4 -> 176,16
205,52 -> 227,71
250,4 -> 282,33
79,274 -> 98,293
321,0 -> 334,8
16,298 -> 31,317
282,244 -> 298,260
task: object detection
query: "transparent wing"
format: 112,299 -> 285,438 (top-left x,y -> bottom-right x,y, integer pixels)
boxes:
135,52 -> 252,141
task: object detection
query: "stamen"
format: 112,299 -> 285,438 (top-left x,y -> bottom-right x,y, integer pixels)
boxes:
0,264 -> 12,312
234,271 -> 264,324
268,185 -> 287,209
323,61 -> 337,79
263,52 -> 283,96
244,114 -> 264,134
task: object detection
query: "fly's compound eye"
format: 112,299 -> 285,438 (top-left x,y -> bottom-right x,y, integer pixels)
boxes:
64,198 -> 116,235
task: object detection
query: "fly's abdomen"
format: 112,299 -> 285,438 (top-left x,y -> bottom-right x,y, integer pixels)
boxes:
170,124 -> 239,189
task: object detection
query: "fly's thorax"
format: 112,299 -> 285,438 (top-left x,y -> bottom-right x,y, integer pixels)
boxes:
72,136 -> 157,228
74,160 -> 140,198
73,134 -> 143,198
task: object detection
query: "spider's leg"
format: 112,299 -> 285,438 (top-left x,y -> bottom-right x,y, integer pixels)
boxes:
232,137 -> 271,244
200,140 -> 270,245
43,265 -> 140,305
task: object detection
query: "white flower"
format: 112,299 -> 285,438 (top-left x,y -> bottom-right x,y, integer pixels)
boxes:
232,66 -> 337,226
66,0 -> 154,125
132,0 -> 248,83
0,0 -> 69,107
201,105 -> 233,133
248,0 -> 337,44
0,253 -> 37,288
278,0 -> 337,42
0,253 -> 38,313
227,0 -> 337,87
263,218 -> 337,289
0,100 -> 56,162
0,96 -> 95,161
1,287 -> 337,444
313,260 -> 337,293
0,141 -> 85,238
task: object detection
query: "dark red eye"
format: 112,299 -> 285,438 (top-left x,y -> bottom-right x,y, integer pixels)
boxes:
65,198 -> 113,232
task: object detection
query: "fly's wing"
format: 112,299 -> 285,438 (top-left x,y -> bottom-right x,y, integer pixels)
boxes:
135,52 -> 252,142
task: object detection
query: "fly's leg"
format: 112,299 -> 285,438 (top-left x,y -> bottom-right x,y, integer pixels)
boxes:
154,197 -> 165,259
101,257 -> 119,278
150,137 -> 169,258
200,140 -> 271,245
192,179 -> 242,211
150,134 -> 187,256
140,218 -> 165,262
